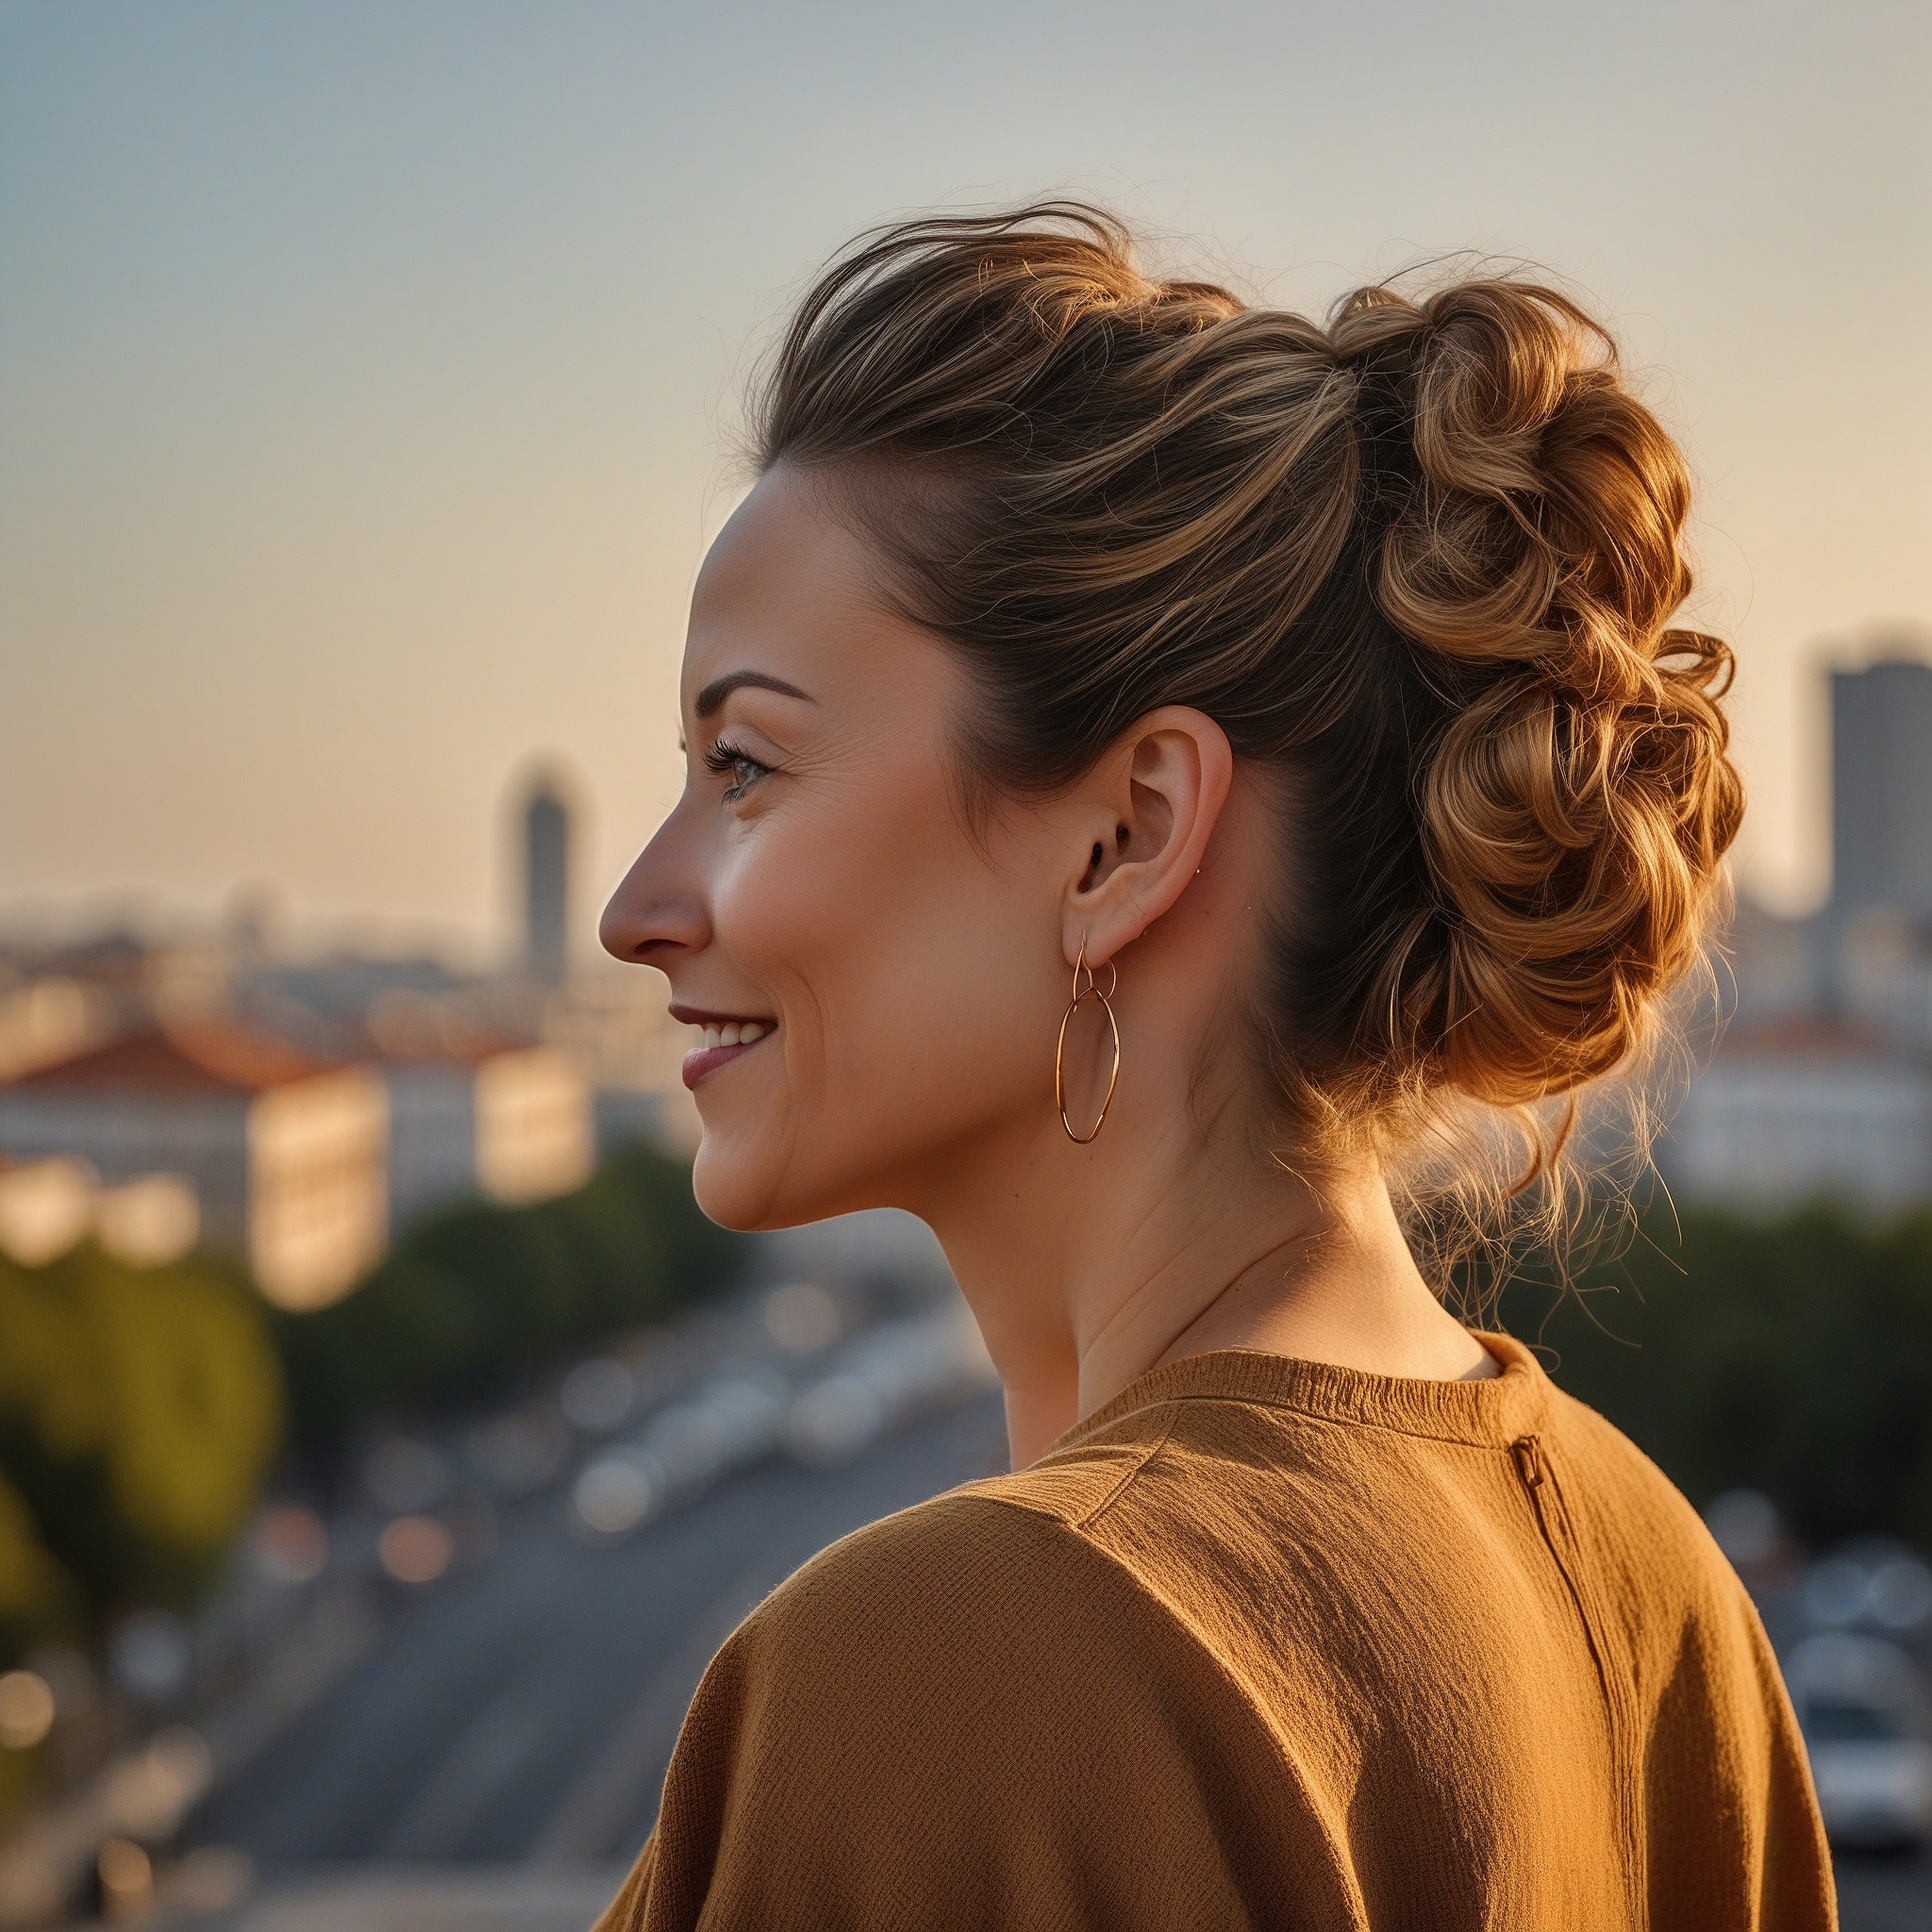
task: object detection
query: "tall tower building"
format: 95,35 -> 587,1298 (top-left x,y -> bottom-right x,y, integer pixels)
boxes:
523,775 -> 571,983
1832,660 -> 1932,923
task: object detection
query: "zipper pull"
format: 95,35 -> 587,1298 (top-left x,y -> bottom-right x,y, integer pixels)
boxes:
1512,1435 -> 1545,1489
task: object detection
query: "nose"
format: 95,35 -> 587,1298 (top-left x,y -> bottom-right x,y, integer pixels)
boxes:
600,800 -> 711,968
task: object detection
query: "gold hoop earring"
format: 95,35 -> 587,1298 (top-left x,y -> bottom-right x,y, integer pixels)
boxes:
1055,941 -> 1121,1144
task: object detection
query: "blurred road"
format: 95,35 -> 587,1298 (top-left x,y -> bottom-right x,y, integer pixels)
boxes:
196,1393 -> 1007,1885
1839,1850 -> 1932,1932
188,1379 -> 1931,1931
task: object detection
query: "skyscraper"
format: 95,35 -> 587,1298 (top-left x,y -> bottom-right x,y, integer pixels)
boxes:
524,775 -> 570,983
1832,659 -> 1932,923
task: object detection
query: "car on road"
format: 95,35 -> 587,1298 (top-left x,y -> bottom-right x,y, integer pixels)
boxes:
1784,1631 -> 1932,1850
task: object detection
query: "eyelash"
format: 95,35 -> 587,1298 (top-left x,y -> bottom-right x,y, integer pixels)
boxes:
703,738 -> 774,802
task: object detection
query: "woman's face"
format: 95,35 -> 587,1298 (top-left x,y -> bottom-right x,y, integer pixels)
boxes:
600,467 -> 1075,1231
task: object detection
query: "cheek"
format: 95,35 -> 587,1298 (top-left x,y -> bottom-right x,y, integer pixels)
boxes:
713,786 -> 1050,1141
718,791 -> 996,1024
710,801 -> 898,1021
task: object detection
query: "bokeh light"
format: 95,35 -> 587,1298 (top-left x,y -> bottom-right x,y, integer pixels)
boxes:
378,1513 -> 455,1585
0,1670 -> 56,1750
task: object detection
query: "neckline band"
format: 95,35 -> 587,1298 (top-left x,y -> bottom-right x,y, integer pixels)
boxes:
1050,1332 -> 1551,1457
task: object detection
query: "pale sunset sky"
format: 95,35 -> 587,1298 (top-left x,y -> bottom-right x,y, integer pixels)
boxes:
3,0 -> 1926,958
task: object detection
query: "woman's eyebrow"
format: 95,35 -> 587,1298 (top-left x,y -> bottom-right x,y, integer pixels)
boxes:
692,671 -> 816,718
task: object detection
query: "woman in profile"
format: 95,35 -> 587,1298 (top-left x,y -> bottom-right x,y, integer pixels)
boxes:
596,206 -> 1832,1929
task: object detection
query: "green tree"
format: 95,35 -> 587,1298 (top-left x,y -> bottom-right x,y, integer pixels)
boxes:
0,1467 -> 76,1666
1501,1205 -> 1932,1550
0,1246 -> 283,1617
275,1139 -> 749,1448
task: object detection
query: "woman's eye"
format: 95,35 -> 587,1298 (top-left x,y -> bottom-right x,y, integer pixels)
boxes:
704,741 -> 773,801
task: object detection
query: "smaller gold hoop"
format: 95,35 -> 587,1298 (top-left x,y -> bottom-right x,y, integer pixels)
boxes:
1055,941 -> 1122,1144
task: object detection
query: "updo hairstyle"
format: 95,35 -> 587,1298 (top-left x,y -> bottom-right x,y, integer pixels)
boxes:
752,205 -> 1742,1258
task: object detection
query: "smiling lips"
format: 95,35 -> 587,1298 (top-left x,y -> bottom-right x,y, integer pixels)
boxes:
676,1015 -> 776,1091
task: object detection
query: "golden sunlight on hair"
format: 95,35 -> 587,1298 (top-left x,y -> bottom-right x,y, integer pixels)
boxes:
753,206 -> 1741,1284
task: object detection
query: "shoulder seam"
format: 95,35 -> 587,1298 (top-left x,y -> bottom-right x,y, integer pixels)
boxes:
924,1487 -> 1313,1787
1070,1399 -> 1180,1530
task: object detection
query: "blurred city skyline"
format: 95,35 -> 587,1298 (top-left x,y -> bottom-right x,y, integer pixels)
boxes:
3,0 -> 1928,955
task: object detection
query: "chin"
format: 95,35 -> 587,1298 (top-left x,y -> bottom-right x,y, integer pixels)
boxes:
689,1115 -> 893,1235
688,1124 -> 831,1234
689,1132 -> 779,1232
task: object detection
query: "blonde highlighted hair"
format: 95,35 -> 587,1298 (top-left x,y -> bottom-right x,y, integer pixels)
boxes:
753,205 -> 1742,1284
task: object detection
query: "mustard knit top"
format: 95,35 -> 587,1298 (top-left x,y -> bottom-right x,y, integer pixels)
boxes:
595,1336 -> 1834,1930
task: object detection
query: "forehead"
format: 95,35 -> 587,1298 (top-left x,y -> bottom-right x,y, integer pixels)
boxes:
683,468 -> 917,708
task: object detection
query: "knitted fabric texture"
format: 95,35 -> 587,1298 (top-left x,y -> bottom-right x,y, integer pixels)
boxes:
594,1336 -> 1833,1931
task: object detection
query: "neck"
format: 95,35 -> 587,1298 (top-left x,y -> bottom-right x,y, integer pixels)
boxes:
917,1065 -> 1494,1471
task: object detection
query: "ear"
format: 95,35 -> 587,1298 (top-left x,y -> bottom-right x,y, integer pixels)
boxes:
1060,707 -> 1234,973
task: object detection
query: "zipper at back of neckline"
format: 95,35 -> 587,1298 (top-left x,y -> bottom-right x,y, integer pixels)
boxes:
1509,1429 -> 1646,1926
1511,1432 -> 1607,1687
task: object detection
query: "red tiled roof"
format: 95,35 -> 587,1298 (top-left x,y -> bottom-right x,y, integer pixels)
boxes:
6,1020 -> 339,1095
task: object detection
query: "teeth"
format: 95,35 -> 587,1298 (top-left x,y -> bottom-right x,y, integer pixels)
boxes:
694,1021 -> 769,1053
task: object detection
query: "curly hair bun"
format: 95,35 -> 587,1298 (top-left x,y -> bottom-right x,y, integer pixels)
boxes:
753,205 -> 1742,1176
1328,281 -> 1744,1108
